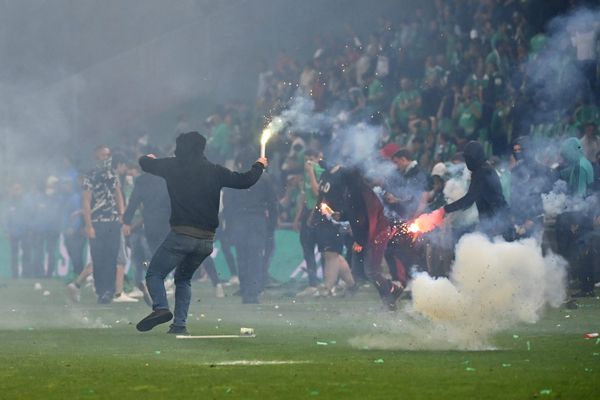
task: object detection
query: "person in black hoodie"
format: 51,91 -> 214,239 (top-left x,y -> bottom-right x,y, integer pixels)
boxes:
222,151 -> 278,304
443,140 -> 510,237
136,132 -> 266,334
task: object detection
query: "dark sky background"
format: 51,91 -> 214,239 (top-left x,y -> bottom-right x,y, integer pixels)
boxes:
0,0 -> 581,174
0,0 -> 424,159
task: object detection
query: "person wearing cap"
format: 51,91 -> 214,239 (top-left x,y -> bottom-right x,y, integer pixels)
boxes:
426,163 -> 448,212
136,132 -> 267,334
442,140 -> 510,238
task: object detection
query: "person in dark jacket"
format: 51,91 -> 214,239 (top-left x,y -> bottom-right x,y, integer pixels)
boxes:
122,150 -> 171,252
122,148 -> 171,305
223,151 -> 278,303
136,132 -> 266,334
443,140 -> 510,237
318,164 -> 402,310
509,137 -> 554,237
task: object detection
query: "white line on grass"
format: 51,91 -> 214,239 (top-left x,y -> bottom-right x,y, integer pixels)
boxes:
206,360 -> 311,366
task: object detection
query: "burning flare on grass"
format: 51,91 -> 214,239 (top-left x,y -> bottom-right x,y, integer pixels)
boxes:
407,208 -> 445,237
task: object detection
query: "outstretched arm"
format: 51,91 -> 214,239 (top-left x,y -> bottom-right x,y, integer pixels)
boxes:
218,158 -> 267,189
444,183 -> 476,214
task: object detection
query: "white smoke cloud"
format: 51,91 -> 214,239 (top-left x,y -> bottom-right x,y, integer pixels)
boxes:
542,180 -> 598,217
352,234 -> 567,350
268,94 -> 397,182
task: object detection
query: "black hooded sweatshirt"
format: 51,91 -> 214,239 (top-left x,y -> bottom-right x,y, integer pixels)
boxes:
444,141 -> 508,220
139,155 -> 263,233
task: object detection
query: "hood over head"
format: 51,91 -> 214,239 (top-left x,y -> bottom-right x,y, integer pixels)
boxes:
560,137 -> 584,165
464,141 -> 486,171
175,131 -> 206,161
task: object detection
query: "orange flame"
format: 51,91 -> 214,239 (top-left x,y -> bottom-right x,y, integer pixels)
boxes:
320,202 -> 334,217
407,208 -> 445,237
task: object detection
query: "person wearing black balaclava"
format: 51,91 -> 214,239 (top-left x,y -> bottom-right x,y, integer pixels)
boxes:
223,151 -> 278,304
509,137 -> 554,238
136,132 -> 266,334
82,145 -> 125,304
442,140 -> 510,238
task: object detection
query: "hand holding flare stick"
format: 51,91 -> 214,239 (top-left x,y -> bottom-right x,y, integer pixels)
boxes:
320,202 -> 335,217
320,202 -> 342,222
406,208 -> 445,238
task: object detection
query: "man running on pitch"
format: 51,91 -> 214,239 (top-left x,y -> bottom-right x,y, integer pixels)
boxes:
136,132 -> 267,334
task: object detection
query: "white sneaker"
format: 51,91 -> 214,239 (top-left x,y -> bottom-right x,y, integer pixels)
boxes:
113,293 -> 139,303
314,286 -> 333,297
67,283 -> 81,303
296,286 -> 318,297
215,283 -> 225,298
225,275 -> 240,286
127,287 -> 144,298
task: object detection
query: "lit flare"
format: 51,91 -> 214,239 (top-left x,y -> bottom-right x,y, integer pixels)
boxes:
259,117 -> 284,158
407,208 -> 445,237
260,128 -> 272,158
320,202 -> 335,217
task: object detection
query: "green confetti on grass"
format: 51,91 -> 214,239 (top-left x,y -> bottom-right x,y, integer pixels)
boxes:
225,388 -> 232,394
373,359 -> 384,364
512,334 -> 519,339
596,338 -> 600,345
310,390 -> 320,396
465,367 -> 476,372
540,389 -> 552,395
316,341 -> 328,346
155,351 -> 161,355
502,363 -> 511,368
329,341 -> 337,344
526,341 -> 531,351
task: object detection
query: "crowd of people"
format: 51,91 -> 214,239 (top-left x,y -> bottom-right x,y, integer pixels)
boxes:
2,0 -> 600,312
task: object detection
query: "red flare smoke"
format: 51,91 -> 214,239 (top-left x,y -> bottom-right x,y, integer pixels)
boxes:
407,208 -> 445,236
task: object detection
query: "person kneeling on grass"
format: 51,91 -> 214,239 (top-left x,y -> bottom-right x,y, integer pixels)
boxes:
136,132 -> 267,334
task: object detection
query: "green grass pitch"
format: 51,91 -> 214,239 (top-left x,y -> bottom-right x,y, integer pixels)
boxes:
0,279 -> 598,399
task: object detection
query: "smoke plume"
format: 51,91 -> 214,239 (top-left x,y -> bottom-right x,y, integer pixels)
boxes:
351,234 -> 566,350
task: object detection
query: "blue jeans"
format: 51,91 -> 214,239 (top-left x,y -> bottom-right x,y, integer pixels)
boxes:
145,231 -> 213,327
